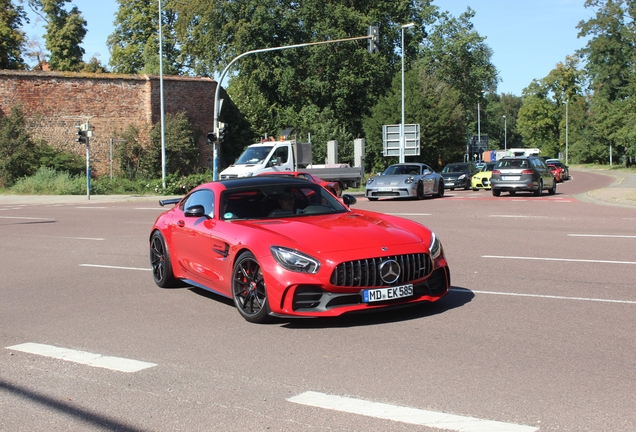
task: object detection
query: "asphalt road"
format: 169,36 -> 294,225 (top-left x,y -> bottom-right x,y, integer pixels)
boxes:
1,170 -> 635,431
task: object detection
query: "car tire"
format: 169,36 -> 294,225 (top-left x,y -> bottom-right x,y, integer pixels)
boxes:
450,188 -> 455,191
549,180 -> 557,195
509,190 -> 516,196
232,251 -> 271,323
435,181 -> 445,198
492,189 -> 501,197
417,181 -> 425,200
368,197 -> 378,201
534,180 -> 543,196
150,231 -> 180,288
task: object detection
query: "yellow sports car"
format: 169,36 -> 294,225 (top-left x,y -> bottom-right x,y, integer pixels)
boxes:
471,162 -> 497,190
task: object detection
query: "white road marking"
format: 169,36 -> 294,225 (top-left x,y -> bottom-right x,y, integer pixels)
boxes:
568,234 -> 636,239
482,255 -> 636,265
489,215 -> 548,218
0,216 -> 53,220
80,264 -> 151,271
288,391 -> 538,432
6,343 -> 156,373
76,206 -> 108,209
451,288 -> 636,305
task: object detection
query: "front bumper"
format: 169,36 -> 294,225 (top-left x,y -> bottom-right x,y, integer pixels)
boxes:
365,185 -> 417,199
262,252 -> 451,318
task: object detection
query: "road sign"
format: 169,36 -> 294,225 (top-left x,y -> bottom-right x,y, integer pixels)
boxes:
382,124 -> 420,157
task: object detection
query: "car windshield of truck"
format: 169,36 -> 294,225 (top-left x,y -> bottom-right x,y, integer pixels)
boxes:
235,146 -> 274,165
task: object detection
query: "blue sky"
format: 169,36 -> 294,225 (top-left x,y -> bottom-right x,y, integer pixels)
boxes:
22,0 -> 595,96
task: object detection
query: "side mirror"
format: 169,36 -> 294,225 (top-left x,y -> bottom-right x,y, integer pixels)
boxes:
185,205 -> 207,218
342,194 -> 357,207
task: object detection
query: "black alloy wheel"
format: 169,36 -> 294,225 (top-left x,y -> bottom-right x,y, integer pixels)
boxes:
417,181 -> 425,200
232,251 -> 271,323
150,231 -> 179,288
435,181 -> 445,198
534,180 -> 543,196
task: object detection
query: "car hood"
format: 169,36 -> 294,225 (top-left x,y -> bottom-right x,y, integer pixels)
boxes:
473,172 -> 492,178
441,172 -> 465,178
244,211 -> 430,254
369,175 -> 413,185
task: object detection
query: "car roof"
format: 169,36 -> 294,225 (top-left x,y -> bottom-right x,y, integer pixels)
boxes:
207,176 -> 316,191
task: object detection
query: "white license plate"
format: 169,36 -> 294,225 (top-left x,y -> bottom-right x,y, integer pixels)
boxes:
501,176 -> 520,181
362,284 -> 414,303
378,187 -> 393,192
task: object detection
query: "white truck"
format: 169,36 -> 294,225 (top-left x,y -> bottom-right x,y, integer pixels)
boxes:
219,140 -> 364,189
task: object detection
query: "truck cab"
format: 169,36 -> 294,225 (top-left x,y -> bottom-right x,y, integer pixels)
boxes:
220,142 -> 294,179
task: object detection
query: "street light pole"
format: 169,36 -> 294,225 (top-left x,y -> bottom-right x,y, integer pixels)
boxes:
400,23 -> 415,164
565,98 -> 569,165
158,0 -> 166,189
503,115 -> 507,151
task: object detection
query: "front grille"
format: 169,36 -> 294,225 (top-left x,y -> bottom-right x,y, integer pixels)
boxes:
330,253 -> 431,287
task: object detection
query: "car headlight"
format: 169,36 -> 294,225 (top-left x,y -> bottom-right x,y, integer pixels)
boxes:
271,246 -> 320,274
458,174 -> 466,180
366,177 -> 375,185
429,232 -> 442,260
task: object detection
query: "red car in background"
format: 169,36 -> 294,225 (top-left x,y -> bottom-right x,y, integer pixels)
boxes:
257,171 -> 342,197
548,164 -> 565,182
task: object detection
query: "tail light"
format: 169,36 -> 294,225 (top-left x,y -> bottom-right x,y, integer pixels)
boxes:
492,170 -> 501,175
521,169 -> 534,175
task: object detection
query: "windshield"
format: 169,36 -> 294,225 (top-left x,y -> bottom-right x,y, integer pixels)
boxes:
442,164 -> 466,173
235,146 -> 274,165
221,183 -> 347,220
382,165 -> 421,176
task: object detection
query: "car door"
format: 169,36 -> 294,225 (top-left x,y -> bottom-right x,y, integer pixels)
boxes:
421,164 -> 436,194
169,189 -> 220,284
533,158 -> 554,188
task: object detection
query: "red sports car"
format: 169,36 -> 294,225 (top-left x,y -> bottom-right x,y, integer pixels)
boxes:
257,171 -> 342,197
548,164 -> 564,182
150,176 -> 450,323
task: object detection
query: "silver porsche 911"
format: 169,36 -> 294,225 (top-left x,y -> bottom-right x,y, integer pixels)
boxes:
365,163 -> 445,201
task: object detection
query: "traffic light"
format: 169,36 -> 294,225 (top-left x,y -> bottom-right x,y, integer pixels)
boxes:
368,25 -> 379,54
217,122 -> 227,144
75,125 -> 88,145
207,132 -> 216,144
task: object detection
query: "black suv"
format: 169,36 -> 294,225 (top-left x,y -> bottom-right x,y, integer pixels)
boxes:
491,156 -> 556,196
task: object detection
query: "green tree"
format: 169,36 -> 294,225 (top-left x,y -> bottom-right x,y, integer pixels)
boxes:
143,112 -> 201,177
171,0 -> 434,146
0,0 -> 28,69
420,7 -> 498,116
29,0 -> 87,71
577,0 -> 635,164
107,0 -> 182,74
363,67 -> 464,172
517,56 -> 586,158
0,105 -> 40,187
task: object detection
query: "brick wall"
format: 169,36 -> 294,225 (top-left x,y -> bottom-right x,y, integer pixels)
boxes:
0,70 -> 217,177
